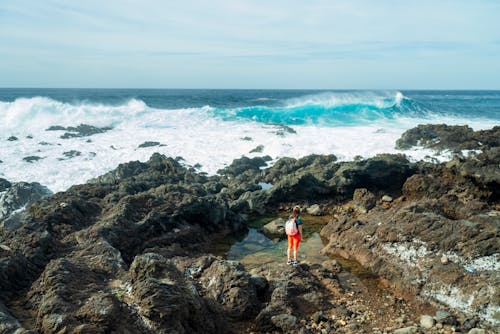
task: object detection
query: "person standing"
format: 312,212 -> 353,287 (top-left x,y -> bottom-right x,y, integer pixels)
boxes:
286,206 -> 303,266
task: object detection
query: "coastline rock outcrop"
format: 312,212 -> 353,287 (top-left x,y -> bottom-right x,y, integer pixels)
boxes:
320,126 -> 500,325
396,124 -> 500,152
0,124 -> 498,333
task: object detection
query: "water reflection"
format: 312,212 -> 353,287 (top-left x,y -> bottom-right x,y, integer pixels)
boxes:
226,228 -> 329,269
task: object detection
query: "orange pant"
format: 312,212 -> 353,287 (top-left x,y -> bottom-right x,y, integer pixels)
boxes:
287,234 -> 301,251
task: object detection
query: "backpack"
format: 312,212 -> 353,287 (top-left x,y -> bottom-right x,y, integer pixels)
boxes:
285,218 -> 298,236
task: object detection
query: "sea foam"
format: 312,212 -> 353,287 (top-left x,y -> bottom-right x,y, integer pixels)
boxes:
0,94 -> 498,192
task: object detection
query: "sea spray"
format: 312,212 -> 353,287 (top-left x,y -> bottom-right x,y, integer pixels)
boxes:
0,89 -> 498,192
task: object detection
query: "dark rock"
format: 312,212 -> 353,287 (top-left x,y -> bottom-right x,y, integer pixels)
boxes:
60,150 -> 82,159
7,136 -> 18,141
217,156 -> 272,176
270,313 -> 297,331
198,259 -> 261,319
129,253 -> 228,333
272,124 -> 297,136
462,318 -> 481,331
138,141 -> 162,148
46,125 -> 66,131
353,188 -> 376,212
0,301 -> 22,333
396,124 -> 500,152
0,180 -> 52,222
23,156 -> 43,163
320,150 -> 499,323
241,136 -> 253,141
46,124 -> 113,139
0,178 -> 12,192
250,145 -> 264,153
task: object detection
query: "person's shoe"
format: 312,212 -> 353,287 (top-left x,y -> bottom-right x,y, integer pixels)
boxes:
293,261 -> 300,267
287,260 -> 293,265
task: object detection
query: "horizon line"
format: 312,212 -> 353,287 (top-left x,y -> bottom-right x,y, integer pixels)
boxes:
1,87 -> 500,91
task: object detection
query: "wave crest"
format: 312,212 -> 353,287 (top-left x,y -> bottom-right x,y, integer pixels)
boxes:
0,97 -> 150,132
215,91 -> 427,126
285,91 -> 406,109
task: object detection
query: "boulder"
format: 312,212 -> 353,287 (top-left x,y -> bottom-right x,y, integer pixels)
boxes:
381,195 -> 393,202
262,218 -> 285,238
0,301 -> 23,333
129,253 -> 227,333
199,259 -> 260,319
0,181 -> 52,222
217,156 -> 272,176
306,204 -> 322,216
353,188 -> 376,212
420,314 -> 435,329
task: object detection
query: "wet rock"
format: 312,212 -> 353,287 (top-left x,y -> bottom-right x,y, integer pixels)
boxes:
218,156 -> 272,176
60,150 -> 82,159
306,204 -> 322,216
23,156 -> 43,163
46,125 -> 66,131
0,178 -> 12,191
396,124 -> 499,152
46,124 -> 113,139
273,124 -> 297,136
0,180 -> 52,222
262,218 -> 285,238
250,145 -> 264,153
0,301 -> 23,333
353,188 -> 376,212
420,314 -> 435,329
138,141 -> 162,148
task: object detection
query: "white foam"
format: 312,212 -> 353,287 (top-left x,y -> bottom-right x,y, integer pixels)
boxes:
0,97 -> 498,192
285,90 -> 404,109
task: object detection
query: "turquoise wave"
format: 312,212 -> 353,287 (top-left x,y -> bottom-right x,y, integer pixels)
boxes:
212,93 -> 428,126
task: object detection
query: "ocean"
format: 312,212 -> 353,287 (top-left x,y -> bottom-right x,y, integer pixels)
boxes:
0,89 -> 499,192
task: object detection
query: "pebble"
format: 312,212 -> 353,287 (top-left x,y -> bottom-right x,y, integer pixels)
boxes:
420,315 -> 435,329
435,310 -> 451,322
440,255 -> 449,264
468,329 -> 485,334
0,244 -> 12,252
394,326 -> 418,334
382,195 -> 393,202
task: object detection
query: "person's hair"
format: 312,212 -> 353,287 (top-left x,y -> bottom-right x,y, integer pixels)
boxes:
292,206 -> 301,219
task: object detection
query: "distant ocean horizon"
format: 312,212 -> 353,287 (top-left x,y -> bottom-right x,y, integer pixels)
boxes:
1,89 -> 499,192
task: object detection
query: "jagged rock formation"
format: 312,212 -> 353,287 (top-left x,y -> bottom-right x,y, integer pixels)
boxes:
0,125 -> 498,333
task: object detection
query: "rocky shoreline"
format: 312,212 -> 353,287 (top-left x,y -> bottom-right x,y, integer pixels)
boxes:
0,124 -> 499,333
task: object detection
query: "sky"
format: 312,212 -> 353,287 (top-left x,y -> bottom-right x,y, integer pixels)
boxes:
0,0 -> 499,89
